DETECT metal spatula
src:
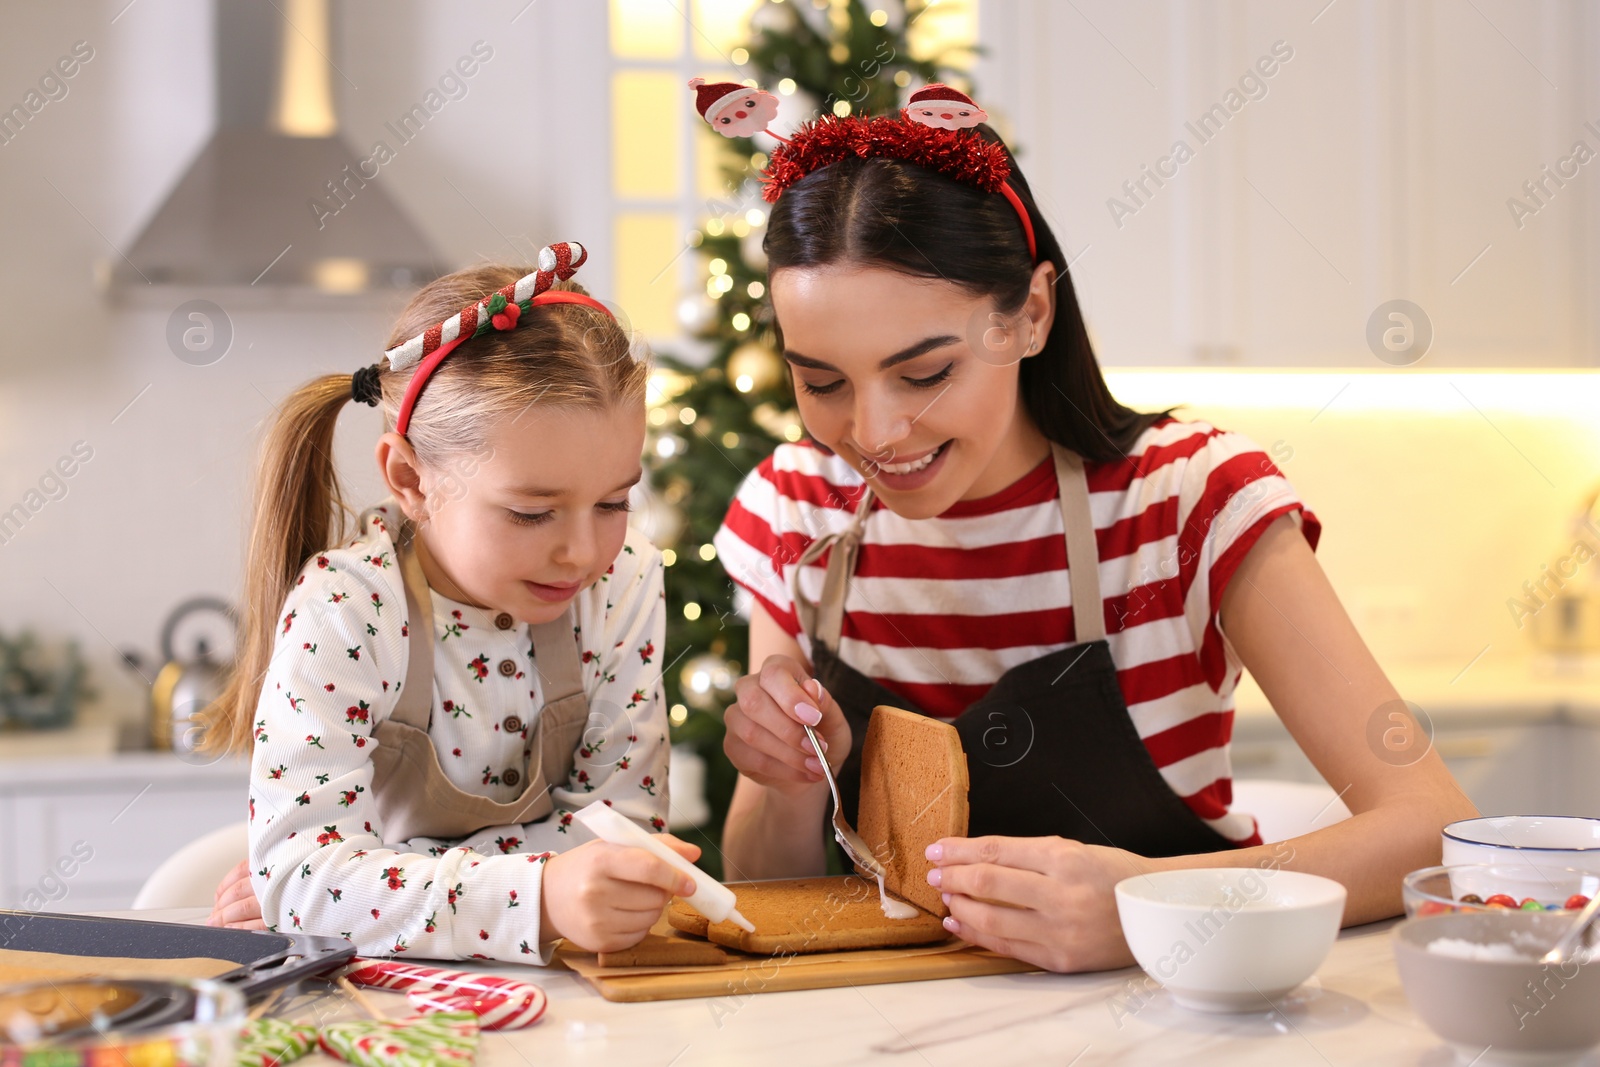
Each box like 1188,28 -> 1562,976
1541,891 -> 1600,965
801,722 -> 889,881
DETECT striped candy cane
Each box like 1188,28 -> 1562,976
382,242 -> 589,373
344,959 -> 549,1030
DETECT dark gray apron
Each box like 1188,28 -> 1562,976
791,443 -> 1241,857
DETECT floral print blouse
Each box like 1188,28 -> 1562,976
247,504 -> 669,964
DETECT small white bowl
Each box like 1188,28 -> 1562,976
1443,816 -> 1600,873
1114,868 -> 1346,1012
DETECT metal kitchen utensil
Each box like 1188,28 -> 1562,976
800,721 -> 888,881
1540,891 -> 1600,965
149,597 -> 236,753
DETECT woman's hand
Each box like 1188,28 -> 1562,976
540,834 -> 701,953
724,655 -> 850,796
926,836 -> 1154,973
207,858 -> 266,930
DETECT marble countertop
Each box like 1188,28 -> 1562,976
94,908 -> 1600,1066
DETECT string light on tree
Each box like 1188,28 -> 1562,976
677,293 -> 718,333
729,342 -> 783,394
679,653 -> 736,711
653,432 -> 686,458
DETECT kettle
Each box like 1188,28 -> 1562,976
149,597 -> 236,754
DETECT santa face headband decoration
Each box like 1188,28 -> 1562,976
688,77 -> 783,139
687,80 -> 1035,262
905,83 -> 989,130
368,241 -> 615,437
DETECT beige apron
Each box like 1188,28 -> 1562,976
368,524 -> 592,843
794,443 -> 1104,651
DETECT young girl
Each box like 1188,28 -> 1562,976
702,85 -> 1478,973
201,245 -> 697,961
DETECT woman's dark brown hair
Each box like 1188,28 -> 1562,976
763,126 -> 1174,463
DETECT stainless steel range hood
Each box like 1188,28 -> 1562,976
109,0 -> 442,305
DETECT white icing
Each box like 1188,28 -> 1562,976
1424,937 -> 1533,962
876,873 -> 919,920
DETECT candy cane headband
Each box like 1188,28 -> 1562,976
687,80 -> 1037,262
370,241 -> 614,437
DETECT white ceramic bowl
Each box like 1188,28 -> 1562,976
1443,816 -> 1600,873
1114,868 -> 1346,1012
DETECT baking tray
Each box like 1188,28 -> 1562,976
0,909 -> 356,1002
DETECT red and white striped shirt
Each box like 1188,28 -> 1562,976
713,417 -> 1321,845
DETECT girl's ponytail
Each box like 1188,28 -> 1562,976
199,374 -> 356,755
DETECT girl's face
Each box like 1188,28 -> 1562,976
394,402 -> 645,624
770,266 -> 1054,520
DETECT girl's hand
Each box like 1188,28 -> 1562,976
540,834 -> 702,953
926,836 -> 1152,973
725,656 -> 850,796
207,858 -> 266,930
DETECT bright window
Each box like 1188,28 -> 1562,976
611,71 -> 684,200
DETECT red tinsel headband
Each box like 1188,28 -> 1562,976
687,79 -> 1037,262
377,242 -> 614,437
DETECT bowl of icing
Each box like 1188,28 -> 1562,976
1394,910 -> 1600,1066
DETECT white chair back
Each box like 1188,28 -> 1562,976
132,821 -> 248,910
1232,779 -> 1351,844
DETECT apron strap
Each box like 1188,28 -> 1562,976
395,523 -> 583,729
794,446 -> 1104,653
1051,444 -> 1105,643
528,615 -> 585,705
790,488 -> 875,655
394,522 -> 436,731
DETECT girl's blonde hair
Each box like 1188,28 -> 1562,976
200,265 -> 648,755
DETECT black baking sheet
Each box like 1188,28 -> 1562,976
0,910 -> 356,1001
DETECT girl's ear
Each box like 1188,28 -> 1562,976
1023,260 -> 1058,356
375,431 -> 430,525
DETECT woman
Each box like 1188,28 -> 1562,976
710,99 -> 1476,973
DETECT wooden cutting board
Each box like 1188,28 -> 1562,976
557,923 -> 1039,1002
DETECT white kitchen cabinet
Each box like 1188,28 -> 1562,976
1432,722 -> 1567,817
979,1 -> 1600,367
1557,721 -> 1600,815
1232,712 -> 1591,817
1229,655 -> 1600,816
0,753 -> 248,912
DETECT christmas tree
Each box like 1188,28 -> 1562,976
642,0 -> 974,876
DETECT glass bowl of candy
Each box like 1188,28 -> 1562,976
0,976 -> 243,1064
1402,863 -> 1600,918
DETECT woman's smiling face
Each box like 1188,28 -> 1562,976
770,265 -> 1054,520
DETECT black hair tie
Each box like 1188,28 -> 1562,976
350,363 -> 383,407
